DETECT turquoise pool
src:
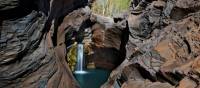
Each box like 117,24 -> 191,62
74,69 -> 110,88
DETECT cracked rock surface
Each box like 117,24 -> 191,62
102,0 -> 200,88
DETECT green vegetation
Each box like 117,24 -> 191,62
67,42 -> 77,71
91,0 -> 131,17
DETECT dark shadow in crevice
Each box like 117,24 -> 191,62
156,71 -> 183,86
119,21 -> 130,65
0,0 -> 41,20
183,39 -> 191,54
157,70 -> 184,86
134,63 -> 157,82
87,47 -> 121,70
170,6 -> 200,21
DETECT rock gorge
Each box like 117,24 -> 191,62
0,0 -> 200,88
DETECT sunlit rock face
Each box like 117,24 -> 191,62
121,80 -> 174,88
102,0 -> 200,88
84,14 -> 129,70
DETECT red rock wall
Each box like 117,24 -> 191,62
102,0 -> 200,88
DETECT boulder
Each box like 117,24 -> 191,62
121,80 -> 174,88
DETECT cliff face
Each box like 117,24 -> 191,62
0,0 -> 126,88
0,0 -> 88,88
102,0 -> 200,88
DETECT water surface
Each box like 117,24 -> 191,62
74,69 -> 110,88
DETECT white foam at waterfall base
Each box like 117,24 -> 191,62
74,70 -> 88,74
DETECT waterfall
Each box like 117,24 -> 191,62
77,43 -> 84,71
75,43 -> 87,74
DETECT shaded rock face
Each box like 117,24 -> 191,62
102,0 -> 200,88
0,0 -> 128,88
0,11 -> 46,65
0,0 -> 19,11
0,0 -> 34,20
0,0 -> 90,88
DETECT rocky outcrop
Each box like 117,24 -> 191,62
0,0 -> 90,88
121,80 -> 174,88
102,0 -> 200,88
1,0 -> 200,88
0,0 -> 128,87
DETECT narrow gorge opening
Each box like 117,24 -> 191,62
65,16 -> 125,88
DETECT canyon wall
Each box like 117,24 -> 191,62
102,0 -> 200,88
1,0 -> 200,88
